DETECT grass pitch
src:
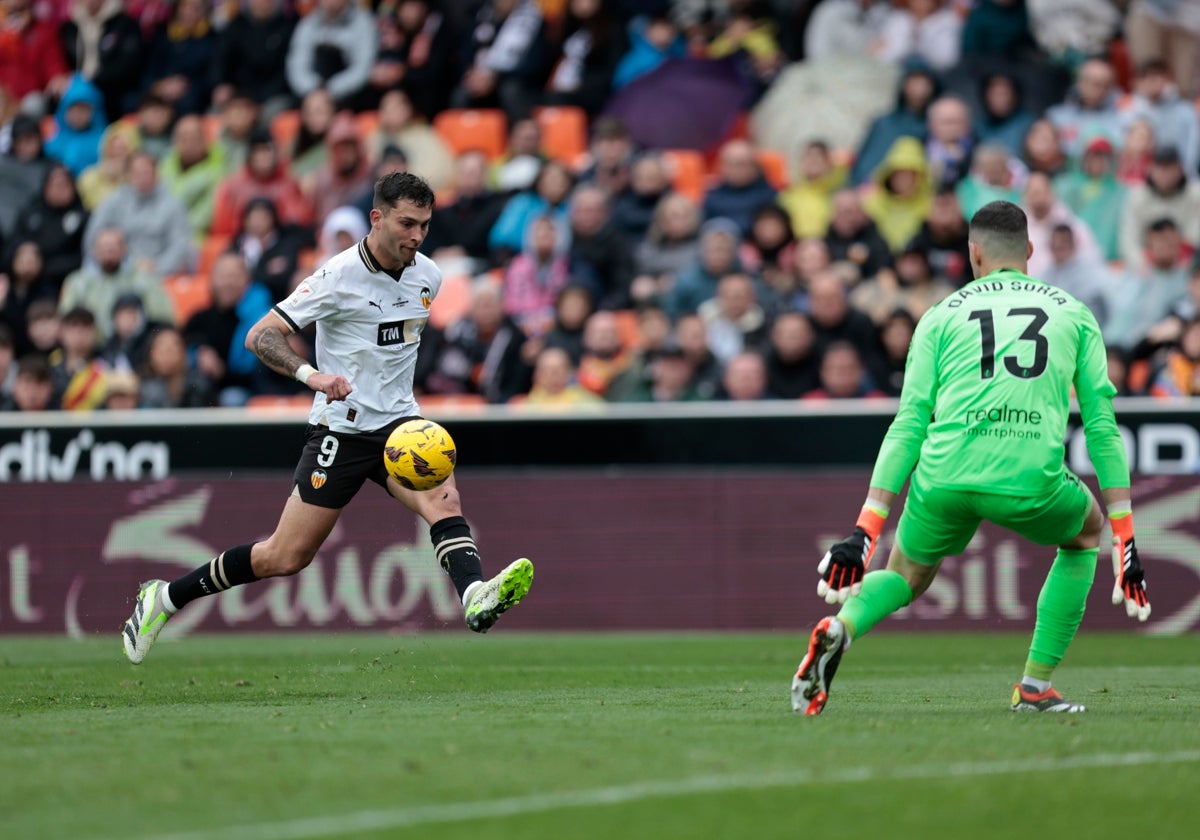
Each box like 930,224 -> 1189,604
2,632 -> 1197,840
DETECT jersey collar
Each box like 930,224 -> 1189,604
357,238 -> 414,281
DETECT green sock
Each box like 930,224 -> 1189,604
1024,547 -> 1099,681
837,570 -> 913,640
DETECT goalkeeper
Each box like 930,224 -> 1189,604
792,200 -> 1151,716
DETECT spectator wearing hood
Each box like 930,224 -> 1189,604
311,112 -> 373,227
1054,135 -> 1125,261
974,71 -> 1037,158
6,163 -> 89,288
1119,145 -> 1200,271
44,74 -> 108,175
59,0 -> 145,119
0,114 -> 55,240
779,140 -> 848,240
315,204 -> 368,267
76,120 -> 138,210
613,13 -> 686,89
85,150 -> 194,275
863,136 -> 934,253
851,59 -> 938,186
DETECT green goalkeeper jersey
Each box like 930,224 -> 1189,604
870,267 -> 1129,496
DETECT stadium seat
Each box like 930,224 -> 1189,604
418,393 -> 487,410
354,110 -> 379,143
432,109 -> 507,161
245,394 -> 314,412
270,109 -> 301,156
428,272 -> 472,330
163,273 -> 212,326
661,149 -> 708,202
203,114 -> 222,144
535,106 -> 588,166
613,309 -> 640,350
756,149 -> 789,190
198,234 -> 233,276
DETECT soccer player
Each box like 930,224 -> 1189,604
122,173 -> 534,663
792,200 -> 1150,716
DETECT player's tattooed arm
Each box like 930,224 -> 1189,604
251,324 -> 305,377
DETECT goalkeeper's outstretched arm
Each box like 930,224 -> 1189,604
816,487 -> 897,604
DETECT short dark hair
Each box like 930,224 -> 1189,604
969,200 -> 1029,261
16,354 -> 51,382
373,172 -> 435,211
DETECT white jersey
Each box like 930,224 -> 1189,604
274,239 -> 442,433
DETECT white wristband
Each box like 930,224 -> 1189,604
294,364 -> 317,386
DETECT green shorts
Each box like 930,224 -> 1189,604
895,470 -> 1095,565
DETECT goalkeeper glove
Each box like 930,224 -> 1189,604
1110,510 -> 1151,622
817,499 -> 887,605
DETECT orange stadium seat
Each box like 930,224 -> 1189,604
429,272 -> 472,330
432,109 -> 508,161
354,110 -> 379,142
270,109 -> 301,155
661,149 -> 708,202
418,393 -> 487,410
245,394 -> 314,412
202,114 -> 222,144
756,149 -> 789,190
163,273 -> 212,326
198,234 -> 232,275
535,105 -> 588,165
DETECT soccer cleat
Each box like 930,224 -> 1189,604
791,616 -> 846,715
464,558 -> 533,633
1011,683 -> 1087,713
122,580 -> 172,664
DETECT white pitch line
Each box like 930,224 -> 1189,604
138,749 -> 1200,840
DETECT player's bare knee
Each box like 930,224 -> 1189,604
422,484 -> 462,521
252,541 -> 317,577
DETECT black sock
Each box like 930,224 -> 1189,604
430,516 -> 484,599
167,543 -> 258,610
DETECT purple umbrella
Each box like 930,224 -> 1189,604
602,57 -> 756,151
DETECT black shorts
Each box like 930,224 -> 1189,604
292,418 -> 421,509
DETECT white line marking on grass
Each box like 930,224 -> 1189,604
139,749 -> 1200,840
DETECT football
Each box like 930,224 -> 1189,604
383,419 -> 457,491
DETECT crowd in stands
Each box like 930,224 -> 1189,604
4,0 -> 1200,413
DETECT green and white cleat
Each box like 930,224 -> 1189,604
465,558 -> 533,633
122,580 -> 171,664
